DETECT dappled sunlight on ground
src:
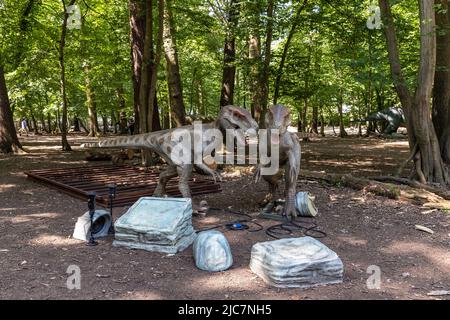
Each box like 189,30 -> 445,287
1,134 -> 449,299
28,233 -> 77,247
0,212 -> 61,224
118,290 -> 163,300
382,241 -> 450,275
0,184 -> 17,192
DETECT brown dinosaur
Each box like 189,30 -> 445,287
82,105 -> 258,199
255,104 -> 301,218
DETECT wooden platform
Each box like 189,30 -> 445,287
25,165 -> 221,208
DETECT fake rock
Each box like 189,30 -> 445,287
113,197 -> 196,254
250,236 -> 343,288
193,230 -> 233,272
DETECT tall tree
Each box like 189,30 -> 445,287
258,0 -> 275,126
379,0 -> 447,184
58,0 -> 76,151
138,0 -> 154,134
163,0 -> 186,127
129,0 -> 146,134
219,0 -> 240,107
83,64 -> 99,137
0,66 -> 23,153
432,0 -> 450,163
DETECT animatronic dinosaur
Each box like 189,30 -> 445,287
255,104 -> 301,218
353,107 -> 406,134
82,105 -> 258,198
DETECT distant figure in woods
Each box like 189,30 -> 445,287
127,115 -> 135,135
19,117 -> 29,136
118,111 -> 128,134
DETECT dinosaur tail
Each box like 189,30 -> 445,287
81,133 -> 154,149
80,142 -> 100,148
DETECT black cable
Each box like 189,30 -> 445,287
266,216 -> 327,239
195,207 -> 264,233
195,206 -> 326,239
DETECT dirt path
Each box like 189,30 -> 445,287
0,134 -> 449,300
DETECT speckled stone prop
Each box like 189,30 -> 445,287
193,230 -> 233,272
113,197 -> 196,254
249,236 -> 343,288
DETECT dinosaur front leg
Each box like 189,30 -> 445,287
153,165 -> 178,197
177,164 -> 193,198
283,146 -> 301,218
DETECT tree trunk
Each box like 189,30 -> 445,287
432,0 -> 450,163
147,0 -> 164,132
249,32 -> 261,120
219,0 -> 239,107
41,113 -> 47,133
58,0 -> 75,151
29,104 -> 38,134
83,64 -> 99,137
73,116 -> 80,132
337,92 -> 347,137
320,107 -> 325,137
0,65 -> 23,153
258,0 -> 275,127
301,98 -> 308,133
129,0 -> 146,134
47,112 -> 52,133
101,114 -> 108,134
311,104 -> 319,134
138,0 -> 153,135
163,0 -> 186,127
152,92 -> 161,131
379,0 -> 447,184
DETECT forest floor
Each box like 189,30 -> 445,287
0,131 -> 449,300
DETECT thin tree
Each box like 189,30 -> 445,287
163,0 -> 186,127
219,0 -> 240,107
58,0 -> 76,151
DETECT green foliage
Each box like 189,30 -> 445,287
0,0 -> 423,131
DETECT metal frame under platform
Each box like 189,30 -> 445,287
25,165 -> 221,208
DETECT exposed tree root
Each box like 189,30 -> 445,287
299,170 -> 400,199
300,170 -> 450,210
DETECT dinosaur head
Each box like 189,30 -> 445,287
265,104 -> 291,144
218,105 -> 258,145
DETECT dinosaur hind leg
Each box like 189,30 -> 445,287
284,163 -> 298,218
153,165 -> 178,197
177,164 -> 193,198
261,173 -> 280,206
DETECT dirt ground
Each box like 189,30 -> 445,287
0,132 -> 449,300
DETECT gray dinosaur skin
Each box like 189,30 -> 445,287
82,105 -> 258,199
255,105 -> 301,218
354,107 -> 405,134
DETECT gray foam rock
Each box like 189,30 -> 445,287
193,230 -> 233,272
113,197 -> 196,253
250,236 -> 343,288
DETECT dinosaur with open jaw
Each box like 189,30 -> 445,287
255,104 -> 301,218
82,105 -> 258,199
